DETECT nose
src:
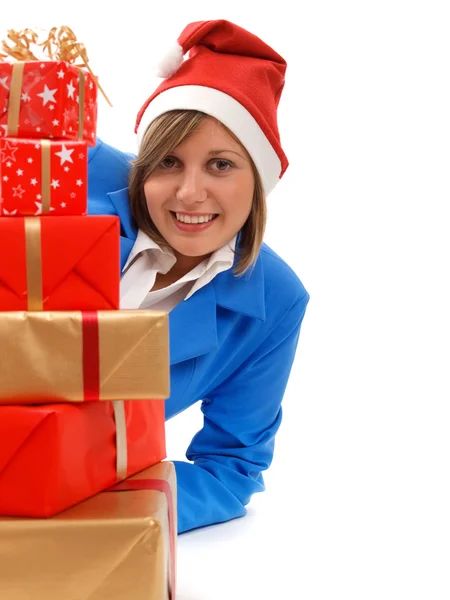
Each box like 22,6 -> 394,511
175,167 -> 207,206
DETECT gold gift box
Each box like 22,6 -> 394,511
0,461 -> 177,600
0,310 -> 170,403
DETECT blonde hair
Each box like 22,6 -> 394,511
128,110 -> 267,276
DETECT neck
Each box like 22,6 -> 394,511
171,250 -> 211,278
151,250 -> 211,292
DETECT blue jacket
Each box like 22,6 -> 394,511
88,139 -> 310,533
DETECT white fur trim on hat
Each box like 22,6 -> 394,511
155,41 -> 184,78
136,85 -> 282,195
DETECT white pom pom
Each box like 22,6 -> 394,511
155,42 -> 184,78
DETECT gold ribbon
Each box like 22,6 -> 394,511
7,62 -> 24,136
77,69 -> 85,141
24,217 -> 43,311
112,400 -> 128,481
40,140 -> 51,213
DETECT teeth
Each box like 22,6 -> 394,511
175,213 -> 216,224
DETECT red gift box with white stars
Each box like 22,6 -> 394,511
0,60 -> 97,146
0,137 -> 87,216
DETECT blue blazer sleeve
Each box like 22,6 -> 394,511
87,139 -> 134,210
173,292 -> 309,533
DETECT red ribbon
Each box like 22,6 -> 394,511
82,311 -> 100,401
109,478 -> 176,599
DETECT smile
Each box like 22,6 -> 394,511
174,212 -> 218,224
170,211 -> 219,232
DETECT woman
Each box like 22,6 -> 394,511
88,19 -> 310,534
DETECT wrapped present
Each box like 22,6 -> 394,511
0,60 -> 97,145
0,137 -> 88,216
0,215 -> 120,310
0,463 -> 176,599
0,400 -> 167,518
0,310 -> 170,403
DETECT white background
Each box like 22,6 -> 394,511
5,2 -> 450,598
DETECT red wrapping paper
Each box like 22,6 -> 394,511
0,215 -> 120,310
0,137 -> 87,215
0,399 -> 166,517
0,60 -> 97,145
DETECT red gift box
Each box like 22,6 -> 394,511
0,215 -> 120,310
0,138 -> 87,216
0,60 -> 97,145
0,399 -> 166,517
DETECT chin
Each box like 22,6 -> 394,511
171,241 -> 217,258
175,246 -> 213,258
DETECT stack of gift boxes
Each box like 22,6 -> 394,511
0,57 -> 176,599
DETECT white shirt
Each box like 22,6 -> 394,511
120,230 -> 237,312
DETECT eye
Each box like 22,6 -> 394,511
159,156 -> 178,169
210,159 -> 233,172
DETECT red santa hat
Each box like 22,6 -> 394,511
135,19 -> 288,195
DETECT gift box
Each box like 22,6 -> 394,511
0,462 -> 176,600
0,310 -> 170,403
0,60 -> 97,145
0,215 -> 120,310
0,137 -> 88,216
0,400 -> 167,518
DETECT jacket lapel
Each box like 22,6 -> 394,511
168,282 -> 219,365
169,253 -> 266,365
212,253 -> 266,321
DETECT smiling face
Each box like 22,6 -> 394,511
143,116 -> 255,271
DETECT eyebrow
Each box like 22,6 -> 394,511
208,149 -> 249,161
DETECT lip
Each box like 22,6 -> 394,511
174,212 -> 217,216
170,211 -> 218,232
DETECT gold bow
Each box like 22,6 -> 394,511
0,26 -> 112,106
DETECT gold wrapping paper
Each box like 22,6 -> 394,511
23,153 -> 56,309
6,62 -> 24,136
0,461 -> 177,600
24,217 -> 43,310
78,69 -> 85,140
40,140 -> 51,213
0,310 -> 170,403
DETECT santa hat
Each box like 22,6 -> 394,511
135,19 -> 288,195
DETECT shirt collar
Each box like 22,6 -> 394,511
122,229 -> 237,279
187,235 -> 236,299
122,229 -> 172,272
